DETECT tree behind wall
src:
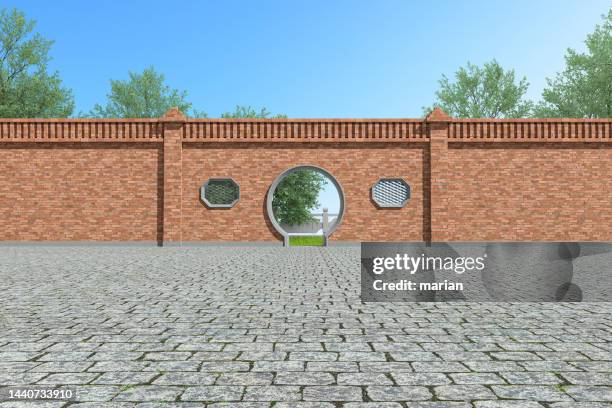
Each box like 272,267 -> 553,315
424,59 -> 533,118
87,66 -> 207,118
221,105 -> 287,118
0,8 -> 74,117
272,170 -> 328,226
534,10 -> 612,118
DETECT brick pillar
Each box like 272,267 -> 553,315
160,107 -> 186,245
426,107 -> 451,242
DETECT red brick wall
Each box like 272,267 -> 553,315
181,143 -> 426,242
0,143 -> 161,241
446,143 -> 612,241
0,112 -> 610,243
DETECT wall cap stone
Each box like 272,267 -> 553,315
425,107 -> 452,122
160,107 -> 187,123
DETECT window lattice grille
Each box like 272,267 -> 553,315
372,179 -> 410,208
202,179 -> 239,208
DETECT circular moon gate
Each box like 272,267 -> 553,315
266,165 -> 345,247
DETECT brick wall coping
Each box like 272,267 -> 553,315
0,117 -> 609,123
451,118 -> 612,123
0,118 -> 160,123
0,107 -> 609,142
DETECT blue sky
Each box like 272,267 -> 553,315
5,0 -> 609,118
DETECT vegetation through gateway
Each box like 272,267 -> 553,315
272,169 -> 329,227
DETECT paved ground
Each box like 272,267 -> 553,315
0,246 -> 611,408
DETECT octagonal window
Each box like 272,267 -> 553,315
201,178 -> 239,208
372,178 -> 410,208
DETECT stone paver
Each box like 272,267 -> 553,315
367,386 -> 432,401
434,385 -> 495,400
392,372 -> 452,385
152,372 -> 217,386
345,404 -> 403,408
216,373 -> 273,386
113,386 -> 183,402
449,372 -> 505,385
303,386 -> 362,401
0,246 -> 610,405
180,386 -> 244,401
491,385 -> 573,401
243,386 -> 301,401
275,372 -> 335,385
337,373 -> 393,386
94,372 -> 158,385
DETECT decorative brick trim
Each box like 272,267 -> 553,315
0,112 -> 609,144
0,121 -> 162,142
183,120 -> 429,142
449,120 -> 612,142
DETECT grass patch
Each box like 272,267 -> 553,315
289,235 -> 325,246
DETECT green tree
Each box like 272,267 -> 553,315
88,66 -> 207,118
534,10 -> 611,118
272,170 -> 328,226
0,8 -> 74,117
221,105 -> 287,118
424,60 -> 533,118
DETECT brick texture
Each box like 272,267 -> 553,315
446,142 -> 612,241
181,142 -> 426,242
0,109 -> 610,243
0,143 -> 161,241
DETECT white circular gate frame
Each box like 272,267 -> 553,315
266,165 -> 345,247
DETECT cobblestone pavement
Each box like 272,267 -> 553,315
0,246 -> 611,408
